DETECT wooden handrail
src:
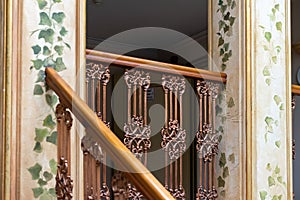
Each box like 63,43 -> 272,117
45,67 -> 174,200
86,49 -> 227,83
292,84 -> 300,96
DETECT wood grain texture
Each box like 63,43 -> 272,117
86,49 -> 227,83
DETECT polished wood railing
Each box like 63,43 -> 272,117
45,67 -> 175,200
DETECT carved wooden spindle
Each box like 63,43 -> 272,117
55,103 -> 73,199
161,75 -> 186,199
84,62 -> 111,199
196,80 -> 219,200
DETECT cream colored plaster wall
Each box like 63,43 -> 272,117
20,0 -> 77,199
211,0 -> 246,199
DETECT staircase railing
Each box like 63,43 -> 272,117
47,49 -> 227,199
46,67 -> 175,200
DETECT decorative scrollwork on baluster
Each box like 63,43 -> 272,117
127,183 -> 143,200
124,70 -> 150,89
161,120 -> 186,160
196,186 -> 218,200
196,124 -> 219,162
162,75 -> 186,94
112,171 -> 129,199
292,95 -> 296,110
86,62 -> 110,82
56,157 -> 73,200
81,135 -> 104,162
100,184 -> 110,200
124,116 -> 151,159
293,139 -> 296,160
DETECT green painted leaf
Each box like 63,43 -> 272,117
43,171 -> 53,182
279,104 -> 284,110
266,78 -> 271,86
40,192 -> 52,200
265,116 -> 274,126
33,142 -> 42,153
220,48 -> 225,56
229,153 -> 235,163
34,84 -> 44,95
54,45 -> 64,56
220,190 -> 225,197
275,4 -> 280,11
53,0 -> 62,2
54,57 -> 66,72
35,128 -> 49,142
220,5 -> 227,14
38,178 -> 47,186
46,131 -> 57,145
48,188 -> 56,197
49,159 -> 57,174
275,165 -> 280,174
45,94 -> 58,107
43,46 -> 51,56
59,26 -> 68,36
229,16 -> 236,26
272,56 -> 277,64
52,12 -> 66,24
32,59 -> 43,70
36,70 -> 45,83
64,42 -> 71,49
277,176 -> 283,183
223,24 -> 230,33
227,97 -> 235,108
273,95 -> 282,105
43,115 -> 56,129
224,12 -> 230,20
275,141 -> 281,148
219,153 -> 227,168
259,191 -> 268,200
32,45 -> 41,54
221,64 -> 226,71
38,29 -> 55,44
37,0 -> 47,9
39,12 -> 52,26
217,176 -> 225,187
28,163 -> 42,180
224,43 -> 230,51
231,0 -> 236,9
218,37 -> 224,47
32,187 -> 44,198
223,166 -> 229,178
263,67 -> 270,76
272,195 -> 282,200
268,176 -> 275,187
276,22 -> 282,32
266,163 -> 272,171
265,32 -> 272,42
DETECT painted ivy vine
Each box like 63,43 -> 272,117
215,0 -> 237,198
216,0 -> 236,71
27,0 -> 70,199
259,163 -> 286,200
259,2 -> 286,199
259,3 -> 283,86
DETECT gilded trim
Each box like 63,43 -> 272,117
246,0 -> 254,199
284,0 -> 293,199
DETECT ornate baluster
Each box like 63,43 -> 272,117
161,75 -> 186,199
55,103 -> 73,199
196,80 -> 219,200
112,70 -> 151,199
84,62 -> 111,199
